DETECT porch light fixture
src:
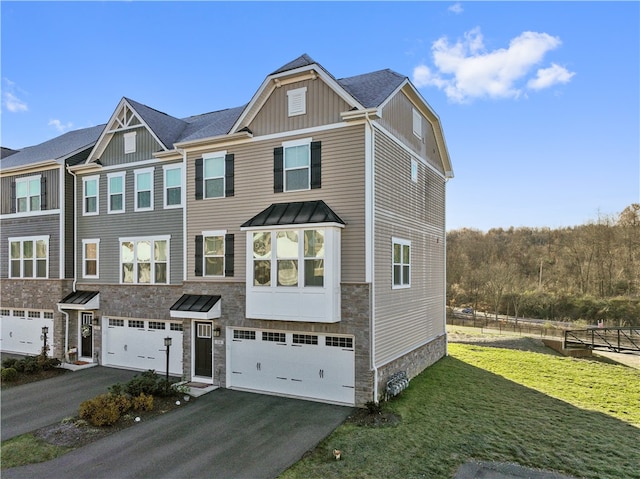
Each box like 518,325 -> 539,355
213,327 -> 221,337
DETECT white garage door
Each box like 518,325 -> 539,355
0,311 -> 54,356
228,329 -> 355,405
103,318 -> 183,375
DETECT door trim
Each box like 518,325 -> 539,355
191,320 -> 214,384
79,311 -> 94,362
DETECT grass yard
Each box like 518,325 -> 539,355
1,434 -> 72,469
281,335 -> 640,479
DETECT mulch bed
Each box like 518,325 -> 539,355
33,395 -> 195,448
1,368 -> 68,389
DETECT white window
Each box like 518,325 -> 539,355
124,131 -> 137,154
203,153 -> 225,199
411,159 -> 418,183
203,231 -> 225,277
252,228 -> 324,288
120,236 -> 169,284
287,87 -> 307,117
283,138 -> 311,191
412,108 -> 422,139
134,168 -> 154,211
9,236 -> 49,279
163,165 -> 182,208
82,239 -> 100,278
107,172 -> 125,213
83,176 -> 99,215
392,238 -> 411,288
15,176 -> 41,213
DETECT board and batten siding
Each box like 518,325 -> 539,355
185,125 -> 367,284
379,91 -> 444,175
247,79 -> 353,136
99,129 -> 163,166
75,160 -> 183,286
373,131 -> 446,367
0,215 -> 61,280
1,168 -> 60,214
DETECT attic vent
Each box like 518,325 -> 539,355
287,87 -> 307,117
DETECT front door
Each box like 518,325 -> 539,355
194,322 -> 213,378
80,312 -> 93,358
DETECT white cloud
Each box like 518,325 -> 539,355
448,3 -> 463,14
48,119 -> 73,132
3,92 -> 28,112
412,28 -> 575,102
527,63 -> 576,90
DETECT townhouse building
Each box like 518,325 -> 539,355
1,55 -> 453,406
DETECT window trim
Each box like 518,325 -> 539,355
119,235 -> 170,284
8,235 -> 49,279
134,167 -> 154,212
202,151 -> 226,200
392,237 -> 411,289
15,175 -> 42,213
107,172 -> 126,214
82,239 -> 100,279
283,138 -> 311,192
82,175 -> 99,216
163,164 -> 183,209
202,230 -> 226,277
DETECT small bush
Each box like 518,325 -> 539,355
79,393 -> 132,426
38,356 -> 61,371
2,358 -> 18,369
21,356 -> 40,374
132,393 -> 154,412
125,370 -> 163,397
1,367 -> 18,382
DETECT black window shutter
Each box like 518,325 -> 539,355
195,235 -> 203,277
40,176 -> 47,210
225,154 -> 234,197
310,141 -> 321,189
273,147 -> 284,193
224,234 -> 234,277
10,180 -> 16,213
195,158 -> 203,200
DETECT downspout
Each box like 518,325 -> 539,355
364,112 -> 378,402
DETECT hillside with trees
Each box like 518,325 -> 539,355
446,204 -> 640,327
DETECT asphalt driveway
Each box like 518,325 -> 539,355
1,366 -> 138,441
2,367 -> 352,479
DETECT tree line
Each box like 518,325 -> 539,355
446,204 -> 640,327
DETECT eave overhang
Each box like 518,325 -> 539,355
170,294 -> 221,320
58,291 -> 100,311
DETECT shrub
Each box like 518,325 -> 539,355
132,393 -> 154,412
125,370 -> 163,397
1,367 -> 18,382
21,356 -> 40,374
79,393 -> 132,427
2,358 -> 18,369
38,356 -> 61,370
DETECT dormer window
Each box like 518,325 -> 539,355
124,131 -> 137,154
287,87 -> 307,117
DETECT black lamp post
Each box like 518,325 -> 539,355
41,326 -> 49,357
164,336 -> 172,392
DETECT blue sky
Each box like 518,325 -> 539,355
2,1 -> 638,231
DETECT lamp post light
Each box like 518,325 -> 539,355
164,336 -> 172,392
41,326 -> 49,358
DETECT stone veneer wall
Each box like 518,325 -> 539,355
181,281 -> 373,405
0,279 -> 73,359
376,333 -> 447,402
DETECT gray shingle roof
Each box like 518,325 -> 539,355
0,124 -> 105,170
241,200 -> 346,228
125,98 -> 188,150
177,106 -> 245,143
338,69 -> 406,108
271,54 -> 317,75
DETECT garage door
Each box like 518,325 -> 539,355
103,318 -> 183,375
228,329 -> 355,405
0,310 -> 54,356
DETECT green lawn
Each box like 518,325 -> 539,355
281,339 -> 640,479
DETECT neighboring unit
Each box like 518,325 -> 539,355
0,55 -> 453,406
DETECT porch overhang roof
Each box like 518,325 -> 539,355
58,291 -> 100,310
170,294 -> 221,320
240,200 -> 345,230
